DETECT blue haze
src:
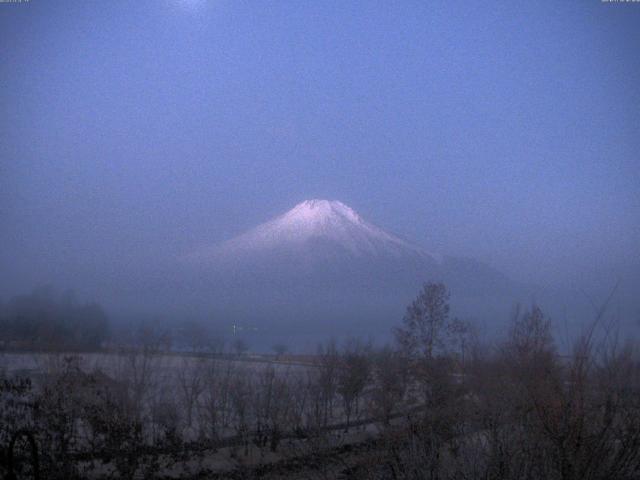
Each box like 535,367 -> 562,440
1,1 -> 639,327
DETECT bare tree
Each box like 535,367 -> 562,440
369,346 -> 408,425
253,365 -> 293,452
337,338 -> 371,430
117,342 -> 161,421
395,282 -> 451,360
229,366 -> 253,457
446,317 -> 475,377
200,357 -> 235,447
314,339 -> 340,427
176,356 -> 206,433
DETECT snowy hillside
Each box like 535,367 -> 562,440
188,199 -> 438,263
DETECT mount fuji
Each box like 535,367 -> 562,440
188,199 -> 437,265
179,200 -> 519,333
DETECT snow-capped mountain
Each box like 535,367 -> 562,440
184,199 -> 514,301
188,199 -> 437,264
167,199 -> 523,338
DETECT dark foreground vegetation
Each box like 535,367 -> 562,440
1,283 -> 639,479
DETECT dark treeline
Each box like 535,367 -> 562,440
0,286 -> 109,351
1,283 -> 639,479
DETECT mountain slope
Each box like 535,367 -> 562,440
188,199 -> 437,264
179,200 -> 518,329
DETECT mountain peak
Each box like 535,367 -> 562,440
188,199 -> 436,262
284,199 -> 362,225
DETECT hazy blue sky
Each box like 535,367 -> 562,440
1,0 -> 639,301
